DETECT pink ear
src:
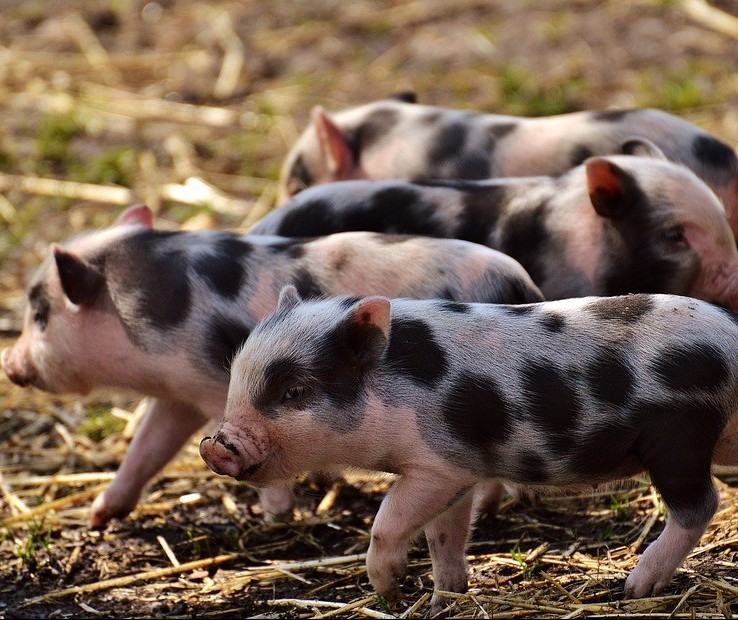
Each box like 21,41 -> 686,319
585,158 -> 627,219
350,296 -> 391,341
344,296 -> 391,368
115,204 -> 154,228
312,106 -> 356,181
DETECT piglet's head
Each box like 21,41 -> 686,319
200,286 -> 391,484
277,106 -> 361,204
585,150 -> 738,310
1,204 -> 154,393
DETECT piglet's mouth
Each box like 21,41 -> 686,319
236,462 -> 262,481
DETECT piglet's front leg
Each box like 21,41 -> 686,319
366,473 -> 474,604
425,487 -> 475,616
90,398 -> 207,528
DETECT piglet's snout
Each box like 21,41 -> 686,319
199,430 -> 267,480
1,346 -> 37,388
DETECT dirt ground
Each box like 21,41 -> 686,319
2,1 -> 738,618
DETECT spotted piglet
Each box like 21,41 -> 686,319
255,147 -> 738,310
1,204 -> 541,527
201,287 -> 738,613
278,98 -> 738,236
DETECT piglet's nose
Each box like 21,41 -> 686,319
200,434 -> 249,479
1,347 -> 36,387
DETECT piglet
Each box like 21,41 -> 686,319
255,145 -> 738,310
2,205 -> 541,527
201,287 -> 738,613
278,98 -> 738,237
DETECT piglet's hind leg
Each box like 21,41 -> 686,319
625,446 -> 718,598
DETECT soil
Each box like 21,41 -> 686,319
2,1 -> 738,618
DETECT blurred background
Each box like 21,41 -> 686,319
1,2 -> 738,616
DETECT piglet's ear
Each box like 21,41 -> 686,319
52,245 -> 104,306
115,204 -> 154,228
621,137 -> 668,161
343,296 -> 391,369
312,105 -> 355,180
585,158 -> 637,219
390,91 -> 418,103
277,285 -> 301,312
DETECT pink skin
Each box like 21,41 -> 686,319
424,489 -> 475,615
624,517 -> 712,598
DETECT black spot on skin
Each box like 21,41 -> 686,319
350,108 -> 402,158
521,360 -> 581,452
270,198 -> 341,237
254,357 -> 313,416
569,144 -> 593,168
516,451 -> 547,483
569,418 -> 639,478
586,295 -> 654,322
436,300 -> 471,313
590,109 -> 634,123
429,122 -> 469,166
489,122 -> 519,139
192,236 -> 251,300
454,184 -> 508,244
692,135 -> 737,174
441,371 -> 511,448
651,342 -> 730,393
633,399 -> 723,528
204,316 -> 251,376
427,119 -> 494,179
257,184 -> 452,239
497,203 -> 549,286
28,281 -> 51,329
385,318 -> 448,386
489,274 -> 544,305
292,268 -> 323,299
539,312 -> 565,333
585,347 -> 633,407
105,230 -> 191,334
364,186 -> 450,236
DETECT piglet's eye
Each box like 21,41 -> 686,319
662,226 -> 686,245
283,385 -> 306,402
